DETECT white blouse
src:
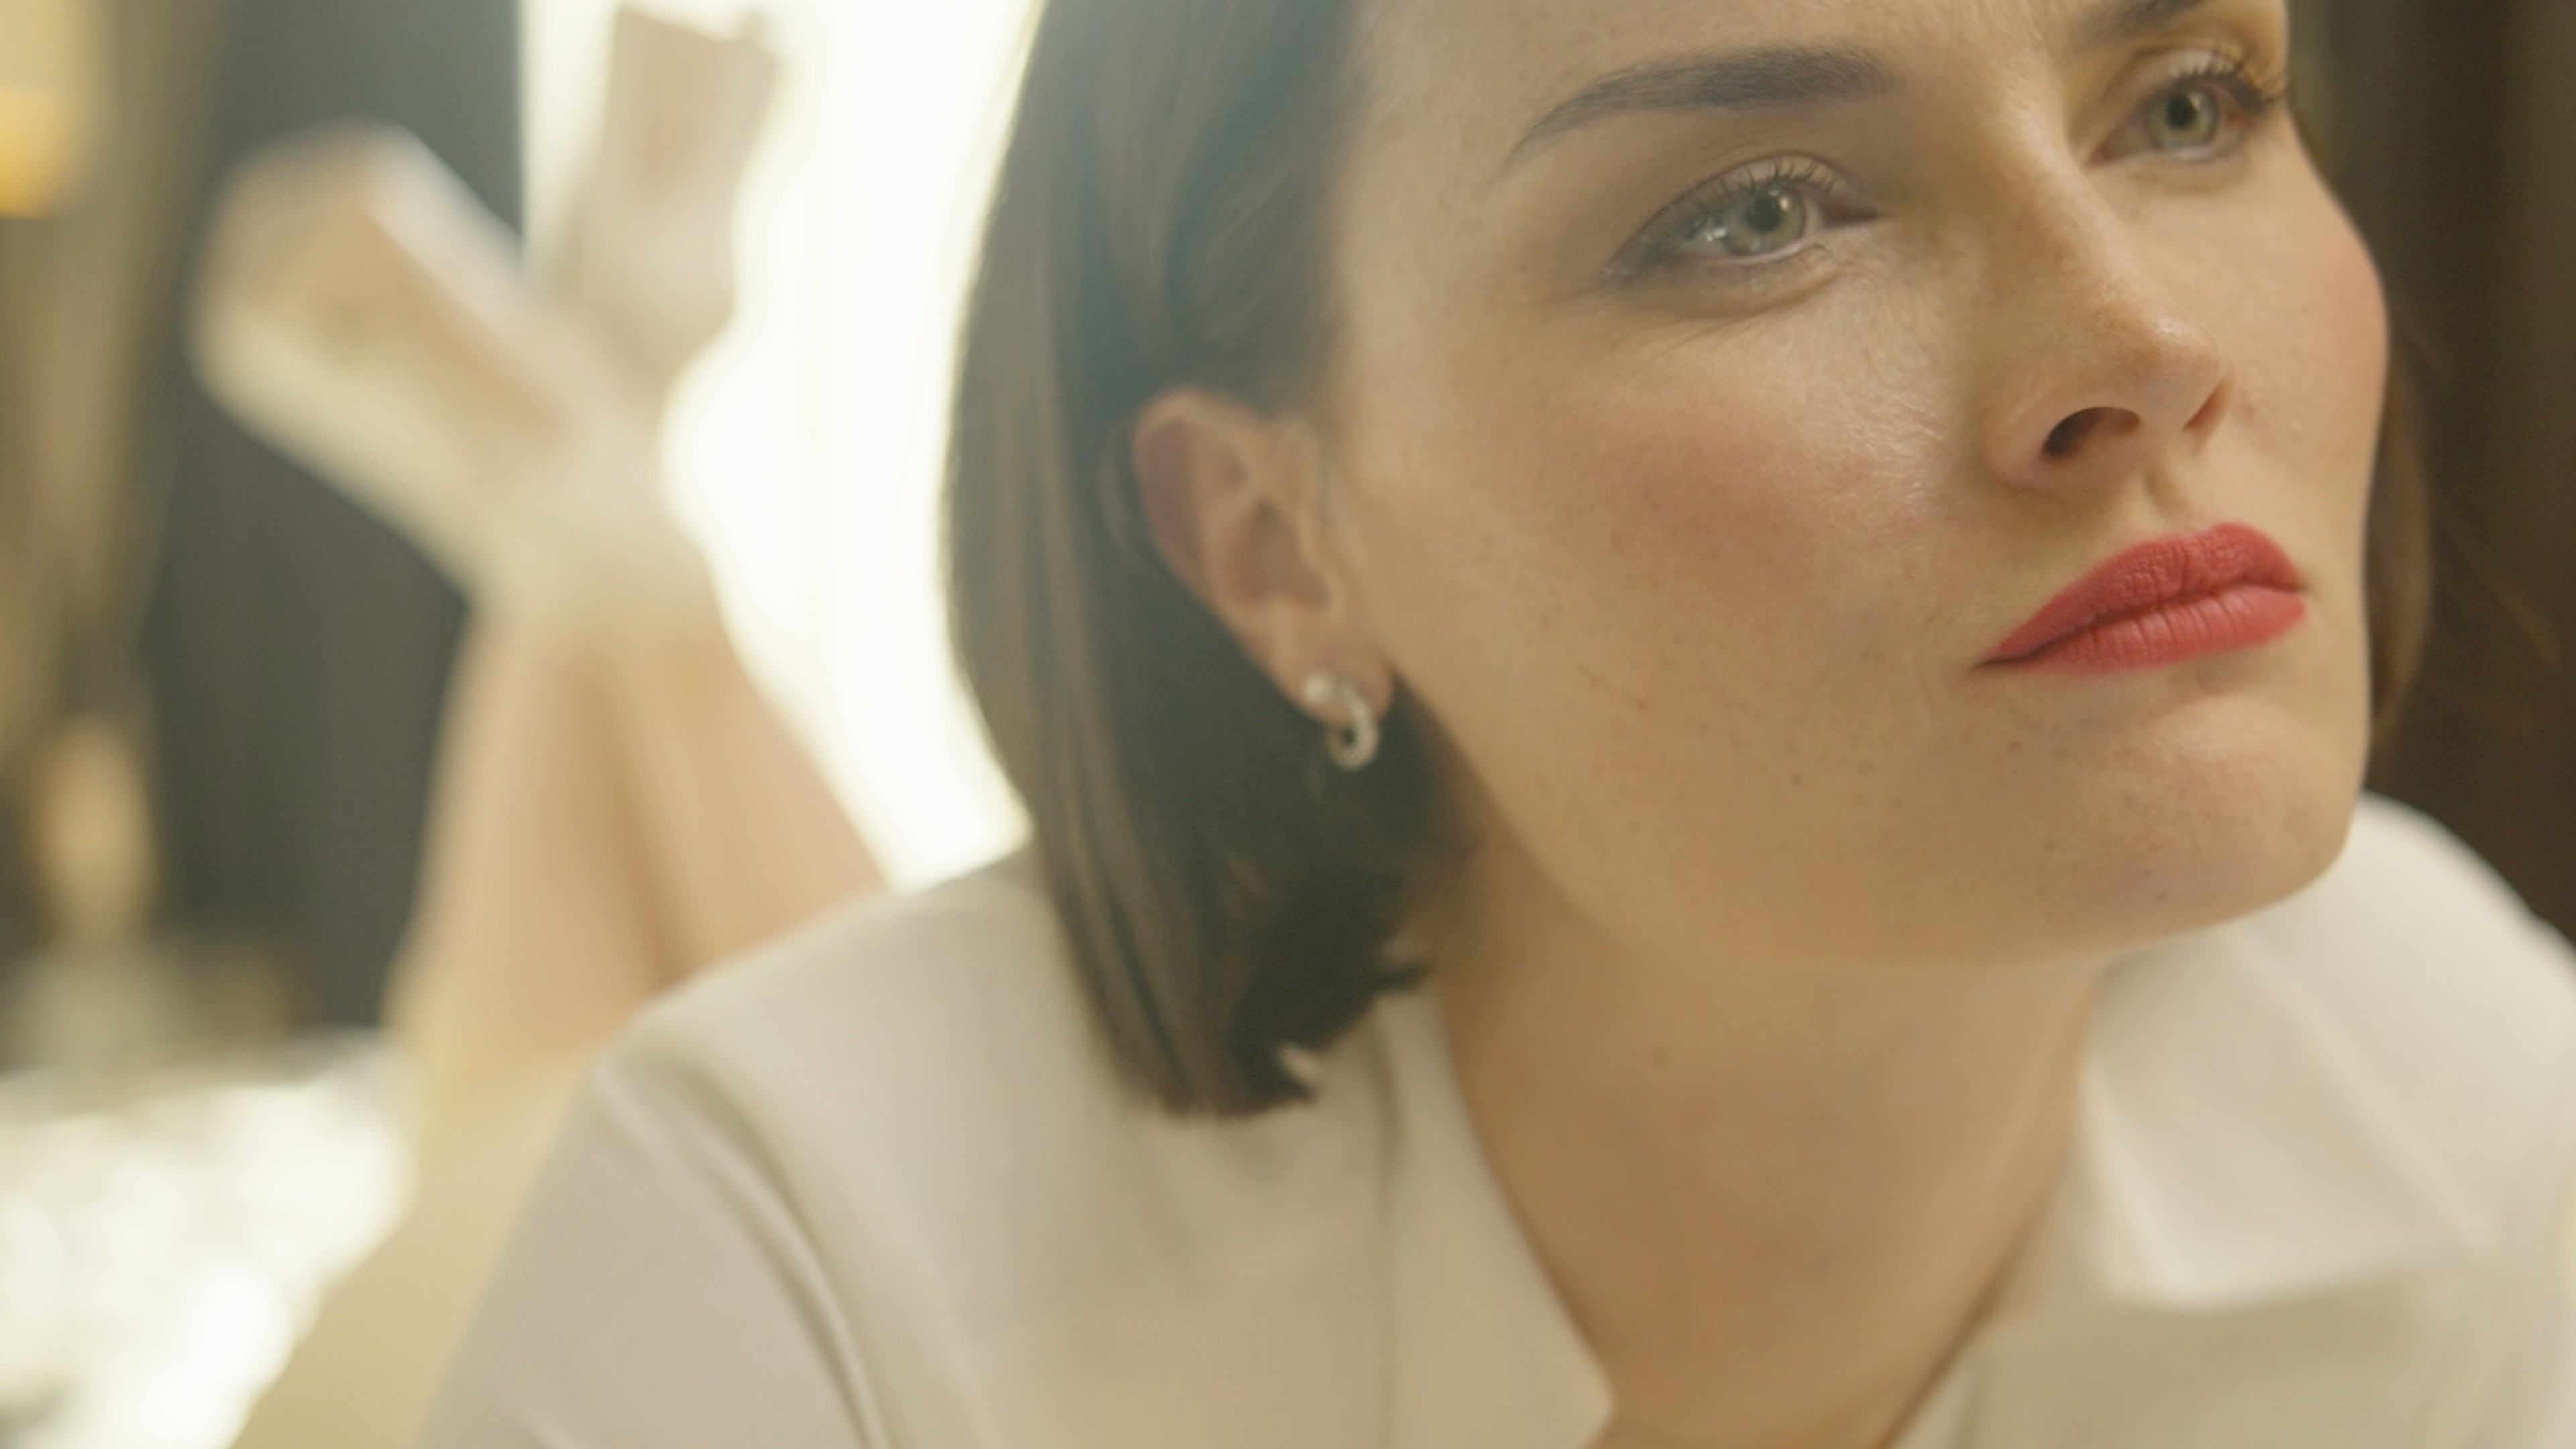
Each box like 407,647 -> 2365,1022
418,796 -> 2576,1448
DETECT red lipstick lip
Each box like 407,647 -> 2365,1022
1983,522 -> 2306,671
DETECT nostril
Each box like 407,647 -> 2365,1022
2044,407 -> 2135,459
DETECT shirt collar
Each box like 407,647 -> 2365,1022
1998,920 -> 2493,1320
1375,986 -> 1616,1449
1367,912 -> 2495,1449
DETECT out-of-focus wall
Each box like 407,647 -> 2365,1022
2336,0 -> 2576,936
142,0 -> 519,1028
0,0 -> 220,973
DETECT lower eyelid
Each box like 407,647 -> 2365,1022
2129,104 -> 2275,166
1633,187 -> 1850,272
1643,235 -> 1837,291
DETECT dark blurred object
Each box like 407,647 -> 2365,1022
2327,0 -> 2576,936
0,0 -> 225,972
142,0 -> 519,1028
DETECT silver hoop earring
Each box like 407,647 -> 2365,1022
1301,670 -> 1381,773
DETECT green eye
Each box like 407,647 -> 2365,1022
1690,184 -> 1813,258
1612,156 -> 1846,280
2145,80 -> 2229,151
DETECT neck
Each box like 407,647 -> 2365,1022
1421,835 -> 2102,1449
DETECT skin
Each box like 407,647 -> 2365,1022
1138,0 -> 2389,1444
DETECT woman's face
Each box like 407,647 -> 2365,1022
1316,0 -> 2385,973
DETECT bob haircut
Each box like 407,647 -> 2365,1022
946,0 -> 2433,1117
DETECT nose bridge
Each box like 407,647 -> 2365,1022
2002,157 -> 2192,365
1973,140 -> 2231,488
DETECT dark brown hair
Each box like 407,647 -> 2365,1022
947,0 -> 2434,1117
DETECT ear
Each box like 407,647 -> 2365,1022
1133,388 -> 1389,715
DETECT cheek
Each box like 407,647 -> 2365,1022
1363,327 -> 1947,743
2206,176 -> 2387,747
2226,187 -> 2389,543
1338,294 -> 1971,888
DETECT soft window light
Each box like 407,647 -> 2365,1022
523,0 -> 1038,888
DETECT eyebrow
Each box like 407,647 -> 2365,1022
2072,0 -> 2214,53
1506,46 -> 1899,169
1502,0 -> 2217,172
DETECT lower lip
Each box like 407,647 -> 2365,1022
1990,584 -> 2308,676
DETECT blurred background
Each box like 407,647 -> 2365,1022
0,0 -> 2567,1446
139,0 -> 1033,1038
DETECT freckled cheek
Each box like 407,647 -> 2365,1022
2299,227 -> 2388,463
1387,363 -> 1929,683
2228,204 -> 2389,534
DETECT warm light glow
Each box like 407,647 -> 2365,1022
525,0 -> 1038,888
0,1042 -> 413,1449
0,0 -> 101,216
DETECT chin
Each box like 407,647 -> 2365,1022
2050,687 -> 2368,953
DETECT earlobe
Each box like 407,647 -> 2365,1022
1131,391 -> 1400,739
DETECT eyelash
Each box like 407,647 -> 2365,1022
1610,50 -> 2294,283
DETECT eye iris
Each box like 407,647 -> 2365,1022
1706,185 -> 1808,257
2150,83 -> 2226,150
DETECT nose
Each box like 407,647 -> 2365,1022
1980,189 -> 2232,494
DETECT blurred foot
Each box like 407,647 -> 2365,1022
549,8 -> 779,405
189,123 -> 707,629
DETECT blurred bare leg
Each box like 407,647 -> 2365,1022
232,585 -> 877,1449
227,1050 -> 589,1449
195,19 -> 871,1442
591,592 -> 881,981
391,559 -> 876,1158
390,619 -> 671,1159
227,615 -> 657,1449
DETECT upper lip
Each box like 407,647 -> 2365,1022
1983,522 -> 2303,665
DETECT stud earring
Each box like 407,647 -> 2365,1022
1301,670 -> 1381,773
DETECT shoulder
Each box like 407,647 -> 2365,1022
573,852 -> 1391,1433
612,849 -> 1102,1121
2221,793 -> 2576,1219
592,849 -> 1166,1224
430,857 -> 1392,1447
